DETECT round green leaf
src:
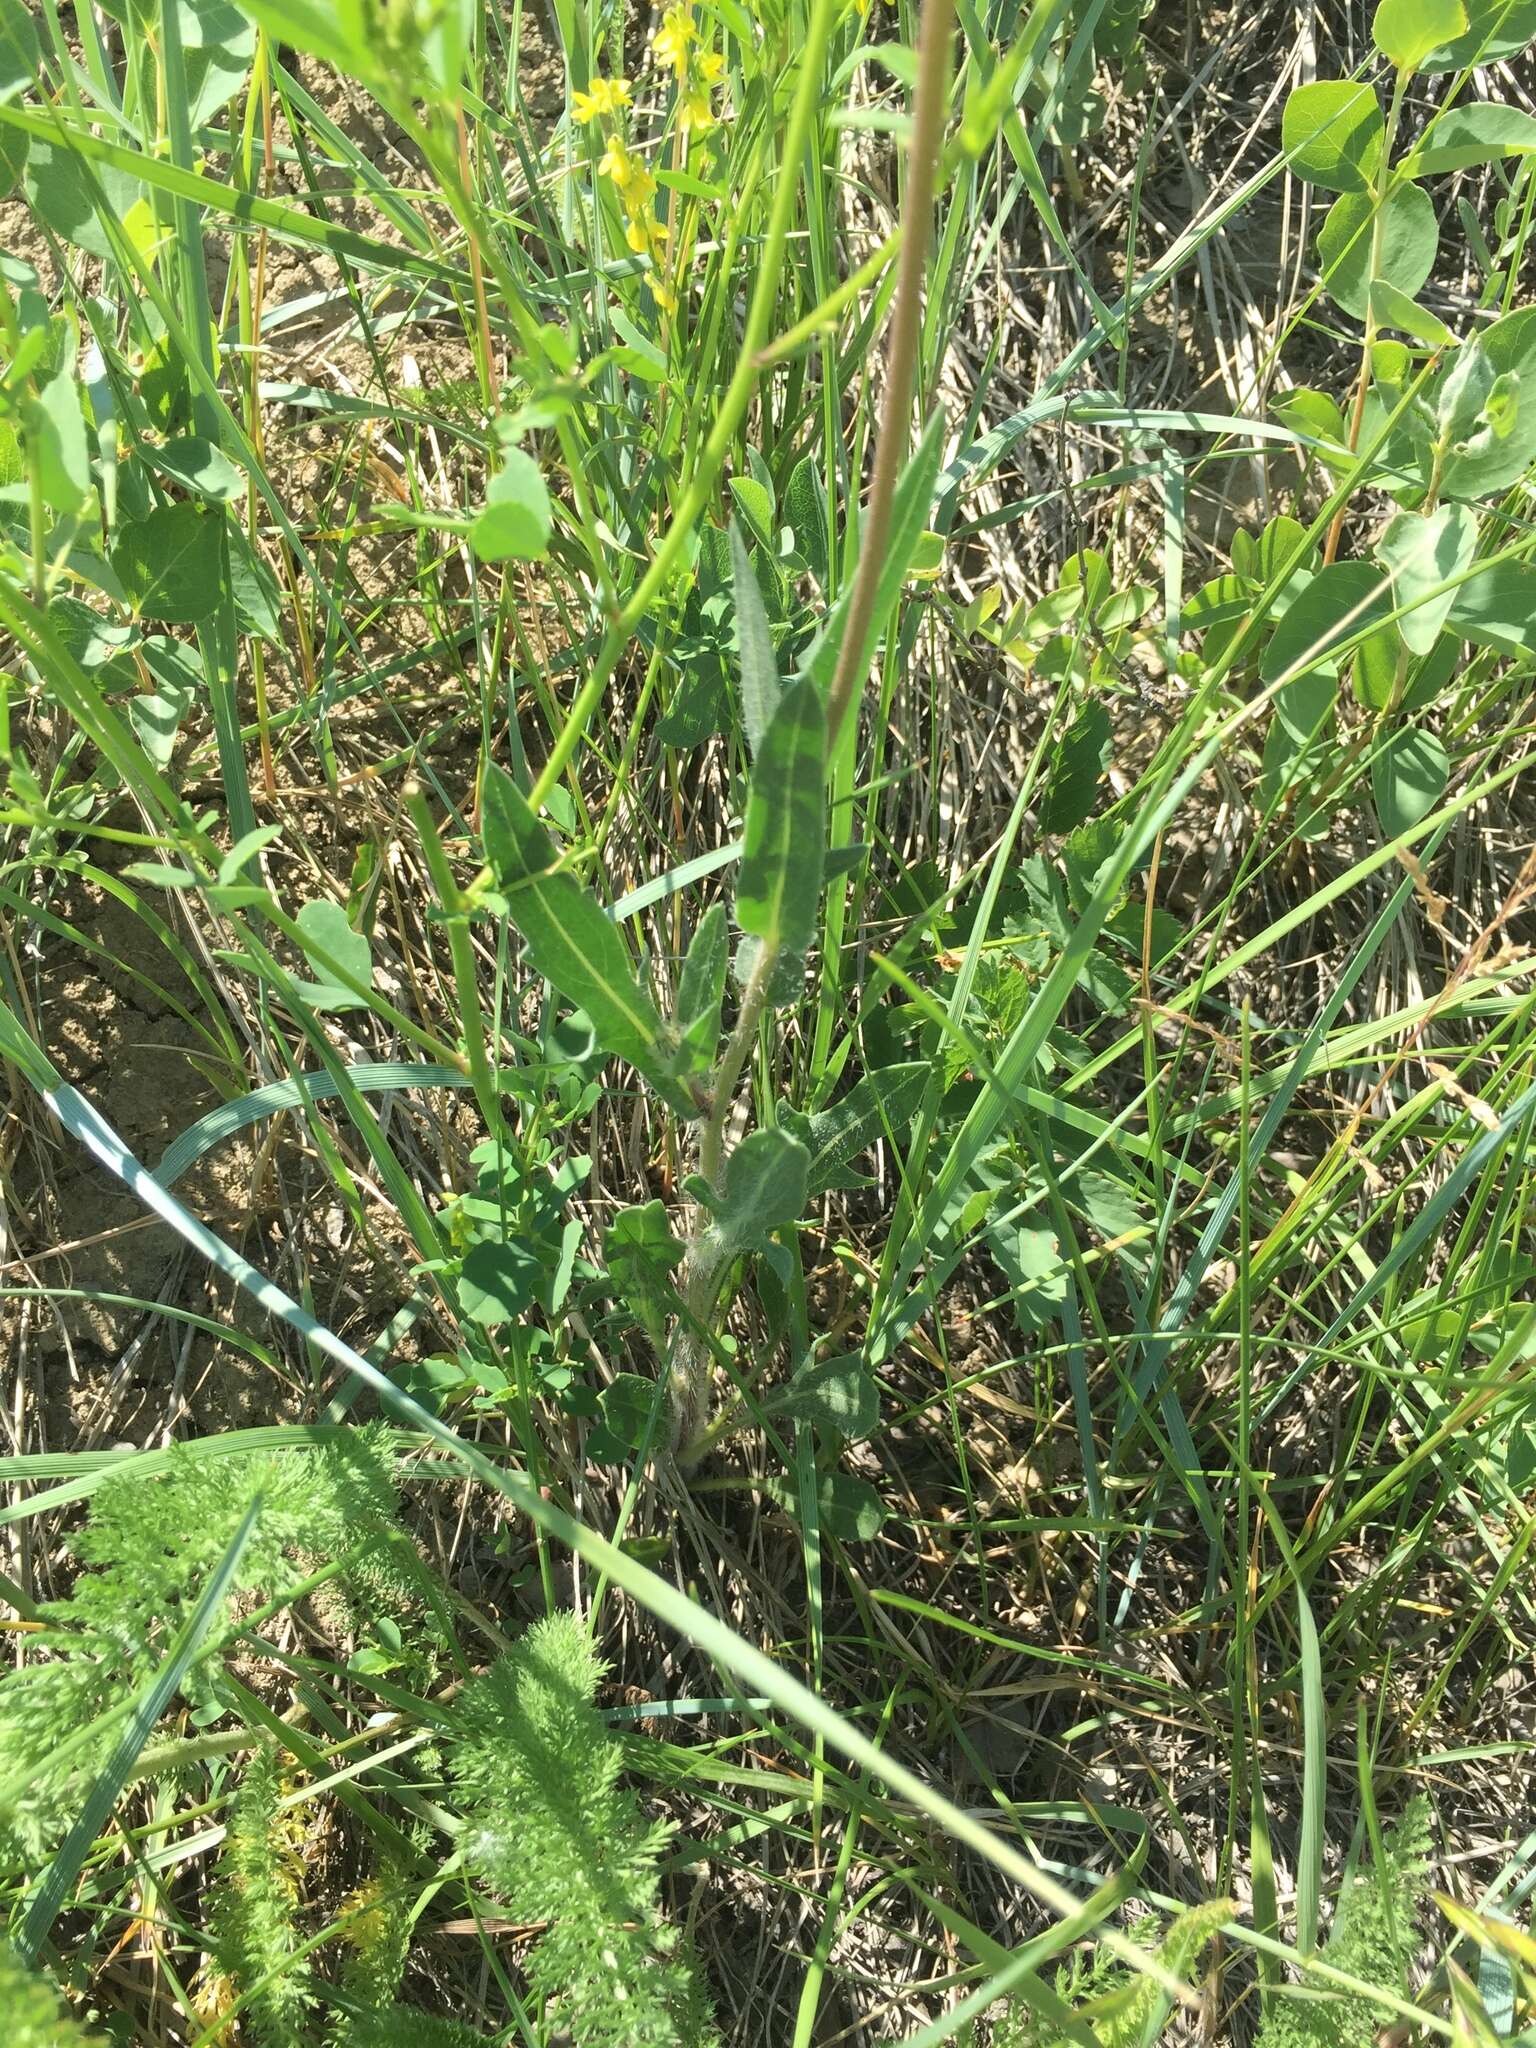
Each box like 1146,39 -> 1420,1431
1281,80 -> 1383,192
1373,0 -> 1467,69
457,1240 -> 544,1327
470,447 -> 552,562
110,502 -> 225,622
1317,181 -> 1438,321
1372,727 -> 1448,839
1414,0 -> 1536,69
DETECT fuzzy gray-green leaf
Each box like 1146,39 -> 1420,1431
735,679 -> 825,1002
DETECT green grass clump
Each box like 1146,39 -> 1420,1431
1,0 -> 1536,2036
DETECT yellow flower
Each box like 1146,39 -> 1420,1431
652,6 -> 698,80
572,73 -> 631,124
679,83 -> 716,133
599,134 -> 647,200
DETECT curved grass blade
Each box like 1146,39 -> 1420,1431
15,1496 -> 262,1960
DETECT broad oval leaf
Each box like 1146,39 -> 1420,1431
1414,0 -> 1536,69
111,502 -> 225,622
1317,181 -> 1438,321
470,446 -> 552,562
1444,557 -> 1536,655
1281,80 -> 1383,192
1262,560 -> 1395,731
695,1126 -> 810,1255
1376,504 -> 1478,654
1373,0 -> 1466,69
1372,726 -> 1449,838
0,0 -> 38,104
1411,101 -> 1536,173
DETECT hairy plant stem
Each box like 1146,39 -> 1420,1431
823,0 -> 957,749
669,0 -> 956,1457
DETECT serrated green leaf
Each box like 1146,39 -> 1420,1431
1318,182 -> 1438,321
1376,504 -> 1478,654
1041,699 -> 1111,834
788,1063 -> 927,1193
1372,726 -> 1449,838
480,764 -> 695,1115
735,678 -> 826,1003
1373,0 -> 1466,69
587,1372 -> 661,1463
111,502 -> 225,623
775,1353 -> 880,1439
604,1201 -> 684,1343
1281,80 -> 1383,192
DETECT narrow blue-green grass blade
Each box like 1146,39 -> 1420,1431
0,103 -> 467,286
0,1000 -> 1190,1999
16,1495 -> 262,1959
1261,1067 -> 1536,1424
1119,854 -> 1427,1430
608,840 -> 742,921
153,1062 -> 467,1187
1295,1586 -> 1326,1955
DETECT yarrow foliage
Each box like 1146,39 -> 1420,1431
445,1612 -> 718,2048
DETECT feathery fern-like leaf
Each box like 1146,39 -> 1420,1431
0,1429 -> 407,1861
1256,1797 -> 1434,2048
446,1611 -> 718,2048
0,1944 -> 99,2044
211,1743 -> 314,2048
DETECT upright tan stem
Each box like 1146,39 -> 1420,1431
823,0 -> 957,750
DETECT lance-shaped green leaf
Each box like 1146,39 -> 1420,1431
689,1126 -> 810,1258
1411,101 -> 1536,173
481,764 -> 697,1116
730,521 -> 780,757
735,678 -> 826,1007
675,901 -> 728,1071
798,409 -> 947,697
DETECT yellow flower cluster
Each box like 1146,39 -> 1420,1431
576,79 -> 674,310
653,7 -> 725,134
